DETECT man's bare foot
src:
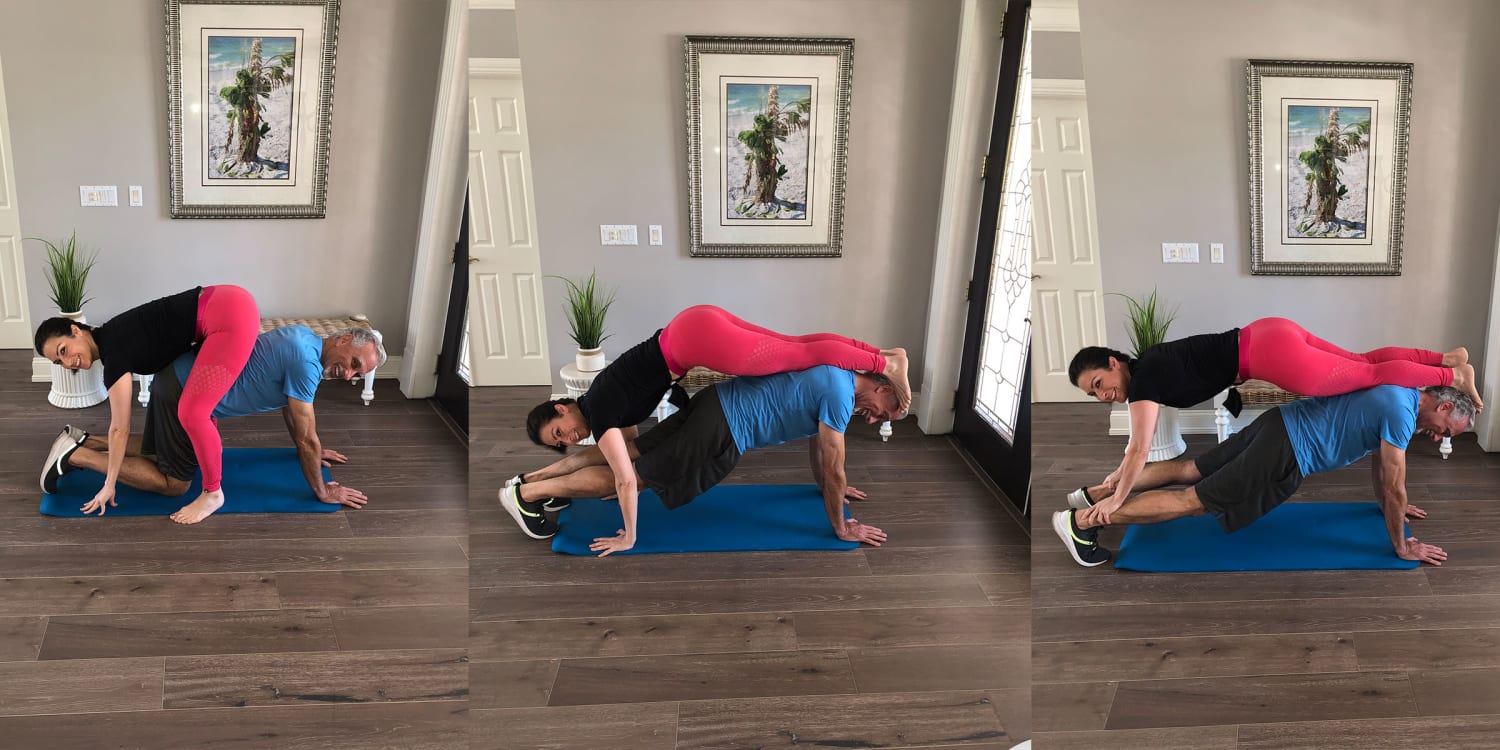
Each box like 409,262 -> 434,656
170,490 -> 224,524
1454,363 -> 1484,411
881,348 -> 912,414
1442,347 -> 1469,368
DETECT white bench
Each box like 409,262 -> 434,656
138,315 -> 383,408
1214,379 -> 1451,459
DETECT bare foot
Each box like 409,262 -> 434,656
170,490 -> 225,524
1454,363 -> 1484,412
1442,347 -> 1469,368
881,348 -> 912,414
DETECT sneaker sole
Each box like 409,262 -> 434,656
1067,488 -> 1094,511
498,487 -> 554,540
40,431 -> 78,493
1051,511 -> 1108,568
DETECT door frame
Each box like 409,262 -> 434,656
0,53 -> 32,350
401,0 -> 468,398
952,0 -> 1030,510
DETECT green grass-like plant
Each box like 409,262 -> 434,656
1110,288 -> 1177,358
550,270 -> 616,350
29,231 -> 98,312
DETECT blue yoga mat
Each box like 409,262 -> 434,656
41,447 -> 338,517
1114,501 -> 1419,572
552,484 -> 859,555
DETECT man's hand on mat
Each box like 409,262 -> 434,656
842,486 -> 867,504
320,449 -> 348,468
589,530 -> 635,557
1404,504 -> 1428,520
837,518 -> 887,546
1399,536 -> 1447,566
81,487 -> 118,516
1079,496 -> 1125,528
321,482 -> 368,509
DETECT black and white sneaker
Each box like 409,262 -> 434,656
1051,509 -> 1112,567
1066,487 -> 1094,510
541,497 -> 572,512
504,473 -> 525,488
500,484 -> 557,539
60,425 -> 90,447
41,430 -> 82,493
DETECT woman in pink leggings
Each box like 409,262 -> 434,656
34,285 -> 261,524
1064,317 -> 1479,525
499,305 -> 909,549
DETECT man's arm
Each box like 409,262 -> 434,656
814,423 -> 885,546
284,399 -> 367,509
1373,440 -> 1444,565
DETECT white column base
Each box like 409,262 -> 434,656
48,363 -> 108,409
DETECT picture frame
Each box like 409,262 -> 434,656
1247,59 -> 1412,275
684,35 -> 853,258
165,0 -> 340,218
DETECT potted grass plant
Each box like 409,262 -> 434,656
553,270 -> 616,372
29,231 -> 107,408
1112,288 -> 1186,461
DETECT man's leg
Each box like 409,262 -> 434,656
1083,457 -> 1202,502
80,434 -> 144,456
66,448 -> 192,496
525,465 -> 624,500
1077,486 -> 1207,529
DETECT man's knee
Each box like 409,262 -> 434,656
1179,486 -> 1206,515
164,477 -> 192,497
1171,459 -> 1204,485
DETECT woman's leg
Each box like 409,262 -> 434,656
661,305 -> 886,375
171,285 -> 260,523
1240,317 -> 1474,400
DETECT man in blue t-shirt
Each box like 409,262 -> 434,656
1051,385 -> 1474,569
45,326 -> 385,521
500,365 -> 905,555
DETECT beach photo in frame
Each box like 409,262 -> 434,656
165,0 -> 339,218
685,35 -> 853,257
1247,59 -> 1412,275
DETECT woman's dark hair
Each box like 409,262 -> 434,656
34,317 -> 92,357
1067,346 -> 1133,386
526,398 -> 578,453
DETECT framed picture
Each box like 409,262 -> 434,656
684,35 -> 853,258
1247,59 -> 1412,275
165,0 -> 340,218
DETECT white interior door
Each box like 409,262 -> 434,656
467,59 -> 550,386
1031,80 -> 1105,402
0,56 -> 32,349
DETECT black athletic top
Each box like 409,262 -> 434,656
578,330 -> 687,441
1126,328 -> 1243,413
92,287 -> 202,389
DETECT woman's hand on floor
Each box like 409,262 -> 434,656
843,486 -> 867,504
590,530 -> 635,557
81,487 -> 117,516
320,449 -> 348,467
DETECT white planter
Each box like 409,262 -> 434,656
1127,405 -> 1187,462
48,310 -> 109,409
575,347 -> 605,372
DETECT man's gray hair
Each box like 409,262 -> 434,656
865,371 -> 893,389
1424,385 -> 1476,425
337,327 -> 389,368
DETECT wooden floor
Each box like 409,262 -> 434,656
469,385 -> 1031,749
0,350 -> 468,748
1031,401 -> 1500,749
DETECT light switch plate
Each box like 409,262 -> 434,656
600,224 -> 638,245
1210,243 -> 1224,263
648,225 -> 663,245
1162,242 -> 1199,263
80,185 -> 118,207
129,186 -> 143,207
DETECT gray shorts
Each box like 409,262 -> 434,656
632,385 -> 742,509
140,365 -> 198,481
1193,408 -> 1304,533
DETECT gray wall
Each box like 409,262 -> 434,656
0,0 -> 448,352
471,8 -> 520,58
1032,30 -> 1082,80
514,0 -> 963,391
1077,0 -> 1500,366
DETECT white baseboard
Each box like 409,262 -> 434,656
34,355 -> 405,383
1109,405 -> 1263,436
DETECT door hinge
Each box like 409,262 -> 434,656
964,279 -> 975,302
980,154 -> 988,179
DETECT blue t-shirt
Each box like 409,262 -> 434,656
173,326 -> 323,418
1279,385 -> 1418,475
716,366 -> 856,453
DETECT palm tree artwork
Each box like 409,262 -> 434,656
207,35 -> 298,179
726,82 -> 812,219
1287,104 -> 1372,238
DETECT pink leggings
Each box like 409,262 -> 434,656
658,305 -> 884,377
1239,317 -> 1451,396
183,285 -> 260,492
